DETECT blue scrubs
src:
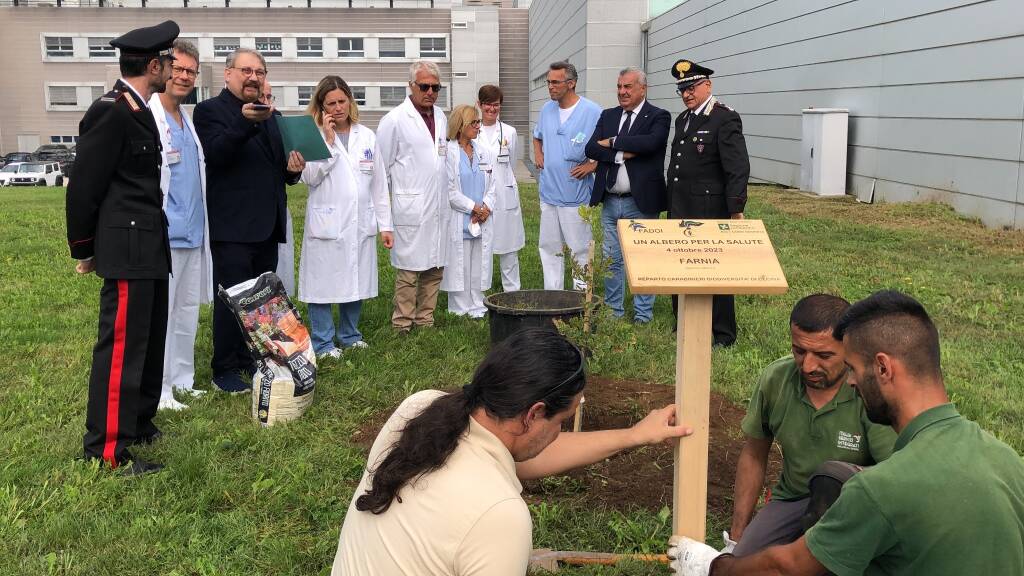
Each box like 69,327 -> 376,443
532,97 -> 601,206
459,144 -> 486,239
165,111 -> 204,249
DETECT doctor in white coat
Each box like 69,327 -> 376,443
299,76 -> 394,359
376,60 -> 450,333
441,105 -> 495,318
149,40 -> 213,411
475,85 -> 525,292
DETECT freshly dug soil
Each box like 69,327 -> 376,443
351,377 -> 781,517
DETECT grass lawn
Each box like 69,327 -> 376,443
1,182 -> 1021,575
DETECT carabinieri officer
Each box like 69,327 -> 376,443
66,21 -> 180,475
666,59 -> 750,347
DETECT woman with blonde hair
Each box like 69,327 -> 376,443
440,104 -> 495,318
299,75 -> 394,359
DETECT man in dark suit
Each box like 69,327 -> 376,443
193,48 -> 305,393
666,59 -> 750,347
585,67 -> 671,324
66,21 -> 179,475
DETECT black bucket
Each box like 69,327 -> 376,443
484,290 -> 585,345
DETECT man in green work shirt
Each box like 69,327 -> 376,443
727,294 -> 897,556
669,290 -> 1024,576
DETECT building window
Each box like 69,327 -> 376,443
214,37 -> 240,58
90,86 -> 105,102
298,86 -> 314,107
296,37 -> 323,58
48,86 -> 78,107
255,37 -> 282,58
88,38 -> 115,58
380,86 -> 407,107
379,38 -> 406,58
437,86 -> 448,108
45,37 -> 74,58
338,38 -> 364,58
50,135 -> 77,144
351,86 -> 366,106
420,37 -> 446,58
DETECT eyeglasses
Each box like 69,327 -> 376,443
547,79 -> 572,86
675,80 -> 708,95
468,119 -> 481,127
480,101 -> 502,108
414,83 -> 442,93
172,65 -> 199,79
231,66 -> 267,79
261,94 -> 276,105
542,344 -> 586,399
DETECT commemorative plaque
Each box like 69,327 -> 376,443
618,218 -> 787,542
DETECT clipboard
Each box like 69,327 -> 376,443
277,115 -> 331,162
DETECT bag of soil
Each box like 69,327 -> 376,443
218,271 -> 316,426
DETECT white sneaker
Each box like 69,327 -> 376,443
347,340 -> 369,349
158,397 -> 189,411
317,347 -> 342,360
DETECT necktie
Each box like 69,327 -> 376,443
607,110 -> 633,190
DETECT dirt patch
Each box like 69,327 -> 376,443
351,378 -> 781,517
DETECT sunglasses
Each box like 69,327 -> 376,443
414,83 -> 442,93
675,80 -> 708,95
542,344 -> 586,399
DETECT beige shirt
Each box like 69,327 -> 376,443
331,390 -> 533,576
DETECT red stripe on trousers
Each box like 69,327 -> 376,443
102,280 -> 129,466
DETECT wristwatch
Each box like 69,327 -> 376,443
609,136 -> 616,148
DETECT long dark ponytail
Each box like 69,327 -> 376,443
355,329 -> 585,514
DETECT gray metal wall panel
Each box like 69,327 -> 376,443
645,0 -> 1024,229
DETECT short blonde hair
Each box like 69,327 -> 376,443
446,104 -> 479,141
307,75 -> 360,126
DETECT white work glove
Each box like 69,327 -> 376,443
721,531 -> 737,554
668,535 -> 722,576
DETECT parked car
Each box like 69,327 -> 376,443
35,145 -> 75,173
0,152 -> 35,168
0,162 -> 24,186
8,162 -> 64,187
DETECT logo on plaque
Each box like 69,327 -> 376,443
718,223 -> 731,231
679,220 -> 704,236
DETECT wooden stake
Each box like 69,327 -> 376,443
573,239 -> 596,433
672,294 -> 713,540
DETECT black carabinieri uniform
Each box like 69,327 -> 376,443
667,96 -> 750,346
66,80 -> 170,466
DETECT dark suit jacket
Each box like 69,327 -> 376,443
66,79 -> 170,279
666,99 -> 750,219
585,101 -> 671,215
193,88 -> 298,244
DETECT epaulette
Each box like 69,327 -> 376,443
713,100 -> 735,112
99,88 -> 119,103
702,96 -> 718,116
115,90 -> 142,112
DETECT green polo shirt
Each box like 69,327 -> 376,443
740,356 -> 897,501
805,404 -> 1024,576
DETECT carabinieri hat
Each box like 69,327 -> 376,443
110,20 -> 180,58
671,59 -> 714,90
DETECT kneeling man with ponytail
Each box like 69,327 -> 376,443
331,328 -> 693,575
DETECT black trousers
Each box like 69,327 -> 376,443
672,294 -> 737,346
84,278 -> 167,465
210,239 -> 279,377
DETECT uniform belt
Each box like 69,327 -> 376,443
607,190 -> 632,198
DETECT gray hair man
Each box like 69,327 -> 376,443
376,60 -> 450,333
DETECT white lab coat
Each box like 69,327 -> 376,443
299,123 -> 393,303
474,121 -> 525,254
440,141 -> 495,293
376,98 -> 450,272
149,94 -> 213,303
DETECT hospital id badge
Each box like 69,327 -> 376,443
167,149 -> 181,164
359,159 -> 373,173
497,146 -> 510,164
438,141 -> 447,157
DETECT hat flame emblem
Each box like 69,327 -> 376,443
678,61 -> 692,73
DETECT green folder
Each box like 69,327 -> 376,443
277,114 -> 331,162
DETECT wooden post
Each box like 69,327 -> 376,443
573,239 -> 596,433
672,295 -> 713,540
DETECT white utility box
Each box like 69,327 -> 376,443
800,108 -> 849,196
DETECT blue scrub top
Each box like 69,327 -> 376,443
165,111 -> 204,249
459,143 -> 486,239
533,96 -> 601,207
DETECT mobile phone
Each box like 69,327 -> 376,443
250,103 -> 272,111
